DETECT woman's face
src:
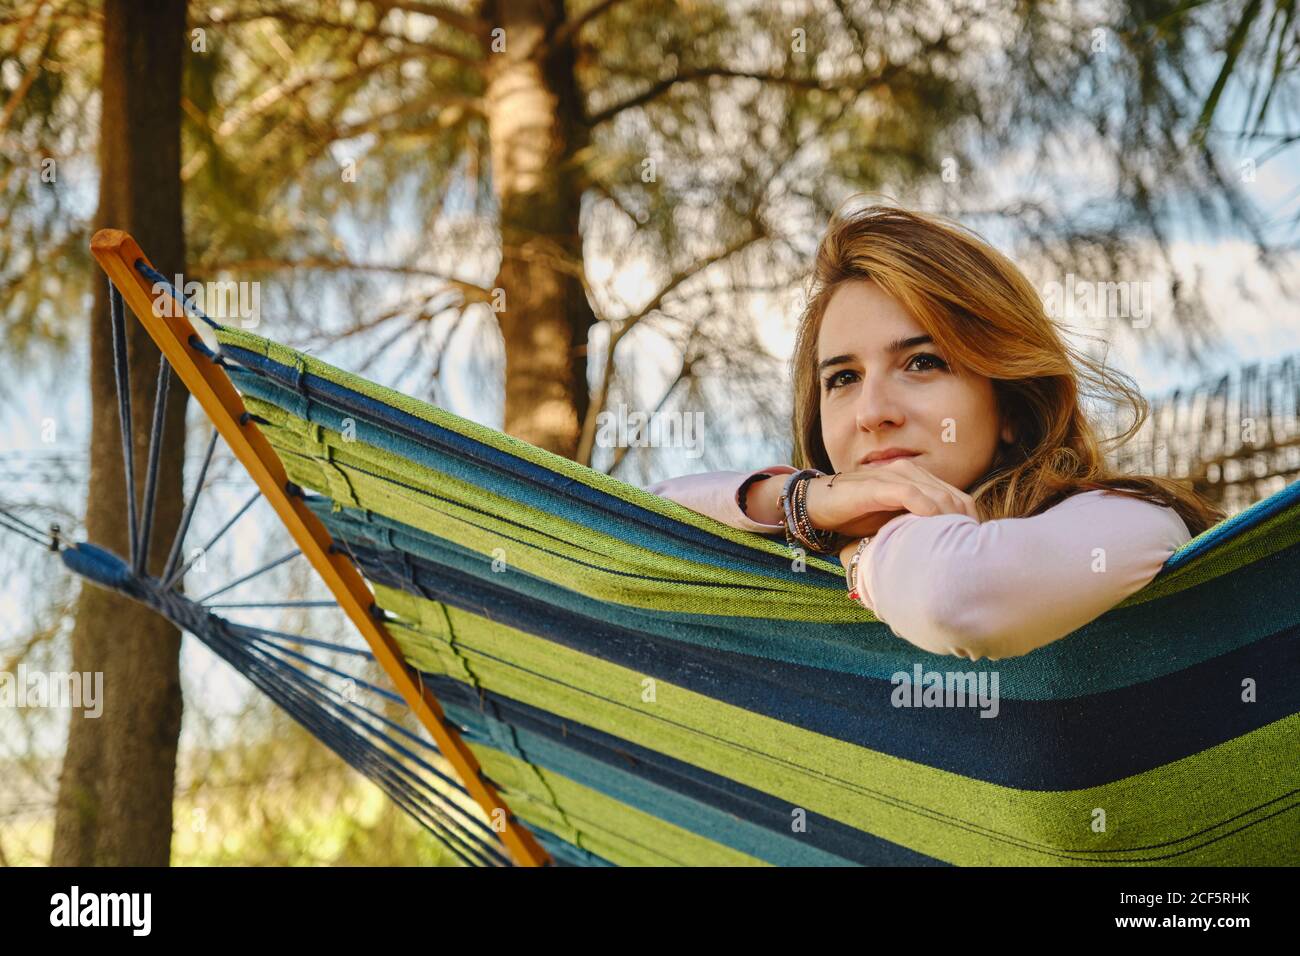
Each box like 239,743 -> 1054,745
817,279 -> 1012,491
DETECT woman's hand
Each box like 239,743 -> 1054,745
803,458 -> 980,540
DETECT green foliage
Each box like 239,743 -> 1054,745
0,1 -> 100,356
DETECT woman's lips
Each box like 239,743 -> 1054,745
862,451 -> 920,466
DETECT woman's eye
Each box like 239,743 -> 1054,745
824,354 -> 947,391
906,352 -> 948,372
822,369 -> 856,390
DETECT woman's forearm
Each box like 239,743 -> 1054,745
746,473 -> 785,525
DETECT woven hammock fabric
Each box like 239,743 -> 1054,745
206,321 -> 1300,866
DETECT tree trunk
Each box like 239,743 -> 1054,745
51,0 -> 189,866
482,0 -> 593,459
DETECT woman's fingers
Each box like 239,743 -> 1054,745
850,471 -> 945,517
809,460 -> 978,531
884,479 -> 951,517
879,458 -> 978,519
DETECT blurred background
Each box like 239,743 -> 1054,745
1,0 -> 1297,865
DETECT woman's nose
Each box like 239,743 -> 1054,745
854,375 -> 904,431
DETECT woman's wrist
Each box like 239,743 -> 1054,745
780,470 -> 841,554
747,472 -> 786,525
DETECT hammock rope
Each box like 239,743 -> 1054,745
3,250 -> 530,865
161,489 -> 261,591
160,427 -> 219,585
0,506 -> 59,549
107,282 -> 139,566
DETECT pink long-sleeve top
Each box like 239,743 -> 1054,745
645,464 -> 1192,662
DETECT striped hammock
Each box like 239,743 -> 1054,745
62,233 -> 1300,866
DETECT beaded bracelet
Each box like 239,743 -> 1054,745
795,472 -> 842,553
779,469 -> 819,551
793,476 -> 828,549
779,469 -> 839,554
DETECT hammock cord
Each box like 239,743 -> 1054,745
108,281 -> 139,566
134,359 -> 171,575
160,427 -> 219,584
234,633 -> 403,705
206,620 -> 506,866
192,548 -> 301,604
235,623 -> 376,658
0,507 -> 58,549
3,274 -> 521,867
161,488 -> 260,590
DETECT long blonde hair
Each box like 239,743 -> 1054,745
790,200 -> 1226,536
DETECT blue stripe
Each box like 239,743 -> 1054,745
1164,477 -> 1300,570
440,679 -> 949,866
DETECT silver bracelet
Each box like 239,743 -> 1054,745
845,535 -> 873,601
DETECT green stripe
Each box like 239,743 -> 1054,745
380,584 -> 1300,866
1122,499 -> 1300,605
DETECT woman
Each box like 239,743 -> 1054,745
647,201 -> 1225,662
